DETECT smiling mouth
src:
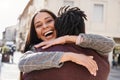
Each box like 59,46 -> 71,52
44,31 -> 53,37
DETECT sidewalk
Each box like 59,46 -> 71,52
0,51 -> 23,80
1,62 -> 20,80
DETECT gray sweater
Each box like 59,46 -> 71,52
18,34 -> 115,73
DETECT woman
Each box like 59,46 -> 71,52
19,7 -> 115,80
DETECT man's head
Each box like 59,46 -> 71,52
55,6 -> 87,37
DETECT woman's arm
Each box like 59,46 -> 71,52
18,51 -> 98,76
19,34 -> 114,74
35,33 -> 115,55
75,34 -> 115,55
18,51 -> 64,73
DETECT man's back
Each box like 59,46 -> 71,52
23,44 -> 110,80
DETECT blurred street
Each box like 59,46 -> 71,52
0,51 -> 23,80
0,51 -> 120,80
0,0 -> 120,80
108,66 -> 120,80
0,62 -> 19,80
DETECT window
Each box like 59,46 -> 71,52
93,4 -> 104,23
63,0 -> 74,7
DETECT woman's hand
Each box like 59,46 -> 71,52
34,35 -> 77,49
61,52 -> 98,76
35,37 -> 65,49
34,36 -> 67,49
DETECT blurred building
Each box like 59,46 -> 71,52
3,25 -> 17,46
0,40 -> 3,47
17,0 -> 120,56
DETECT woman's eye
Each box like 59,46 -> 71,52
47,20 -> 53,23
36,24 -> 42,28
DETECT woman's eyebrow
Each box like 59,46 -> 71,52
34,21 -> 41,25
34,17 -> 52,25
45,17 -> 52,20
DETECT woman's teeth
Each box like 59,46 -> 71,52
44,31 -> 53,37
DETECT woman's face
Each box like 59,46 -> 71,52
34,12 -> 57,41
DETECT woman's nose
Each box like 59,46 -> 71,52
43,24 -> 48,28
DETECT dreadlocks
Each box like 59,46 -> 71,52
55,6 -> 87,37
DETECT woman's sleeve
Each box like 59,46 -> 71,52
18,51 -> 64,73
76,33 -> 115,55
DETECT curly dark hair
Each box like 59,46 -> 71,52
55,6 -> 87,37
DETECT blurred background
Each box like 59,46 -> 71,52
0,0 -> 120,80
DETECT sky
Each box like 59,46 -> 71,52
0,0 -> 29,39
